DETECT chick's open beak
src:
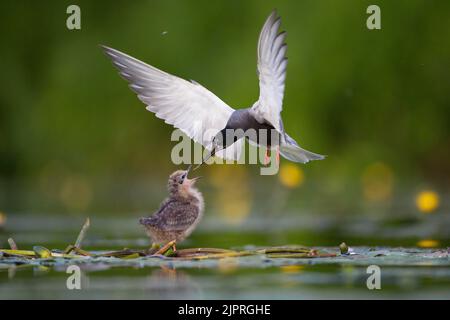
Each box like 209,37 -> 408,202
184,165 -> 201,184
187,176 -> 202,185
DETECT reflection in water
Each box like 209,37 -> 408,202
8,266 -> 16,279
417,239 -> 440,248
1,255 -> 450,299
217,257 -> 239,274
1,212 -> 449,299
280,265 -> 304,274
33,265 -> 50,277
145,266 -> 202,299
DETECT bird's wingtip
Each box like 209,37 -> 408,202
99,44 -> 113,56
99,45 -> 120,57
270,8 -> 280,19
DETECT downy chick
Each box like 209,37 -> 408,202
139,167 -> 203,251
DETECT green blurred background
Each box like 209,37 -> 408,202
0,0 -> 449,246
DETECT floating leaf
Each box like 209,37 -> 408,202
0,249 -> 36,257
33,246 -> 52,258
121,253 -> 140,259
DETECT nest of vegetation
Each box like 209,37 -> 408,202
0,218 -> 337,263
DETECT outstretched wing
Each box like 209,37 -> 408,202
251,10 -> 287,132
102,45 -> 241,160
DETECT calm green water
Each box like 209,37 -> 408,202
1,214 -> 449,299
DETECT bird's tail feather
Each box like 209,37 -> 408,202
280,134 -> 325,164
139,217 -> 157,226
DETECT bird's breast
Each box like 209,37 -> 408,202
225,110 -> 280,147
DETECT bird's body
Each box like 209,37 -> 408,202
219,108 -> 278,147
103,10 -> 325,165
227,109 -> 275,136
139,169 -> 204,245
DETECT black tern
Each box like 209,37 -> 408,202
102,10 -> 325,166
139,166 -> 203,250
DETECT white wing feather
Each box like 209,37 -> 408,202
252,10 -> 287,132
102,46 -> 241,160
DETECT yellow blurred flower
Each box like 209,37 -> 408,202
218,257 -> 238,274
416,191 -> 439,213
279,163 -> 304,188
0,212 -> 6,227
417,239 -> 440,248
361,162 -> 393,202
280,265 -> 304,273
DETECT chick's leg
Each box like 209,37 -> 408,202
154,240 -> 177,255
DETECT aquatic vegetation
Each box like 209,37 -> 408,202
0,218 -> 448,272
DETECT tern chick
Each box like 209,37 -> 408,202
139,167 -> 203,251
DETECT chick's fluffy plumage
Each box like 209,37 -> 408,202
139,170 -> 204,244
